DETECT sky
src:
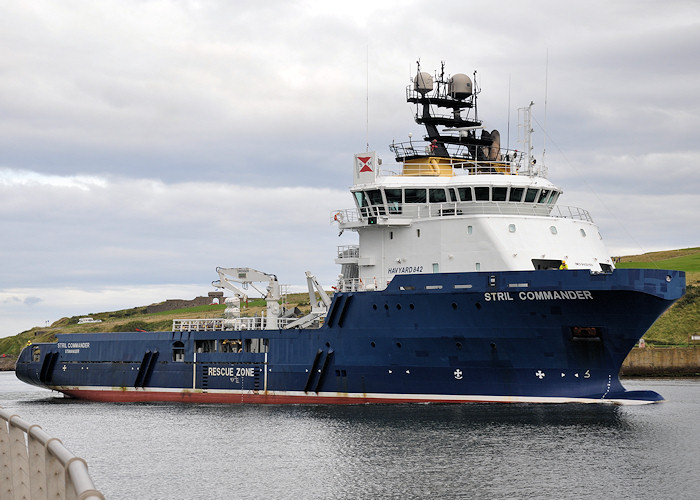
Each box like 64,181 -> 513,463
1,0 -> 699,338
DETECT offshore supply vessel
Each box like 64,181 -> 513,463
16,63 -> 685,404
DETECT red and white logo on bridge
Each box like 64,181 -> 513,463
356,156 -> 373,173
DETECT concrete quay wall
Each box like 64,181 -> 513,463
621,347 -> 700,376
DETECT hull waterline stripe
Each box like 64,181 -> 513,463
49,385 -> 660,406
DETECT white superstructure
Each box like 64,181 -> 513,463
332,67 -> 614,292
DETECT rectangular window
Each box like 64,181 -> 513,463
474,187 -> 490,201
547,191 -> 558,204
524,188 -> 539,203
367,189 -> 384,205
458,187 -> 473,201
385,189 -> 402,214
492,187 -> 507,201
509,187 -> 525,202
429,188 -> 447,203
449,188 -> 458,202
354,191 -> 369,207
405,188 -> 427,203
537,190 -> 550,203
432,263 -> 439,273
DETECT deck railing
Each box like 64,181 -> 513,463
173,316 -> 297,331
0,407 -> 104,500
331,203 -> 593,224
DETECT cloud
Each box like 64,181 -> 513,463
0,0 -> 698,337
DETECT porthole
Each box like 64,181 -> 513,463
456,342 -> 462,350
508,224 -> 516,233
370,341 -> 376,348
475,302 -> 482,310
451,302 -> 458,310
396,342 -> 402,348
372,304 -> 377,310
396,304 -> 402,310
550,226 -> 558,235
409,303 -> 415,310
384,304 -> 389,310
580,228 -> 587,237
325,342 -> 331,348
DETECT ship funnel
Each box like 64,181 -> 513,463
414,72 -> 433,95
449,73 -> 472,99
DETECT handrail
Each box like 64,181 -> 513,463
0,407 -> 104,500
173,316 -> 298,332
331,203 -> 593,224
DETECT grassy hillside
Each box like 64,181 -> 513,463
2,249 -> 699,362
616,247 -> 700,344
615,247 -> 700,285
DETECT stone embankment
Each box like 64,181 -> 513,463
0,356 -> 15,371
620,346 -> 700,376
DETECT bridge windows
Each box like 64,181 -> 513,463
429,188 -> 447,203
458,187 -> 473,201
509,187 -> 524,202
492,187 -> 508,201
351,186 -> 562,219
524,188 -> 539,202
474,187 -> 490,201
385,189 -> 402,213
405,188 -> 427,203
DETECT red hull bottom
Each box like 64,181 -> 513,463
59,388 -> 468,404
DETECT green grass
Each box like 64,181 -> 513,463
152,304 -> 227,316
616,247 -> 700,285
616,252 -> 700,272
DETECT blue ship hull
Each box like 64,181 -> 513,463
16,269 -> 685,404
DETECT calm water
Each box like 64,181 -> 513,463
2,372 -> 699,499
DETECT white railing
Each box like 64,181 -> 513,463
173,317 -> 297,332
332,203 -> 592,224
172,318 -> 226,331
337,276 -> 391,292
336,245 -> 359,259
0,408 -> 104,500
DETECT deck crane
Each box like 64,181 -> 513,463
212,267 -> 331,330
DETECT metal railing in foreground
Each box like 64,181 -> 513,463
0,407 -> 104,500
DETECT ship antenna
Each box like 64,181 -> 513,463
542,49 -> 549,177
366,43 -> 370,152
473,70 -> 479,122
506,73 -> 511,151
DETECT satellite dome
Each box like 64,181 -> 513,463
414,72 -> 433,95
449,73 -> 472,99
